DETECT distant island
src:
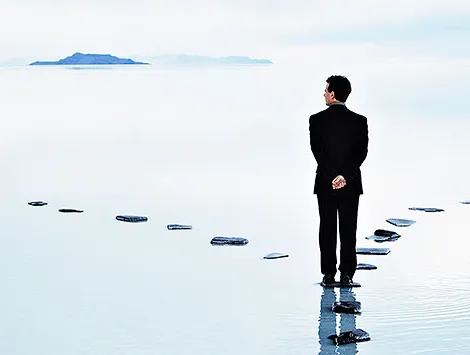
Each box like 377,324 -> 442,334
146,54 -> 273,66
29,52 -> 149,66
26,53 -> 271,66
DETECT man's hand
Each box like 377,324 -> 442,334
332,175 -> 346,190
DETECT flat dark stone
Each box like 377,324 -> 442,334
409,207 -> 444,212
386,218 -> 416,227
366,229 -> 400,242
460,201 -> 470,204
116,215 -> 148,223
329,329 -> 370,345
28,201 -> 48,206
332,301 -> 362,314
356,263 -> 377,270
58,209 -> 83,213
320,281 -> 361,288
167,224 -> 192,230
263,252 -> 289,259
374,229 -> 399,237
210,236 -> 249,245
356,247 -> 390,255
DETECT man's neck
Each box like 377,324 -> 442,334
329,101 -> 345,106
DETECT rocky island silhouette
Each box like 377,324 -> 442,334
30,52 -> 149,65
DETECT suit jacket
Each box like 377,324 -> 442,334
309,104 -> 368,195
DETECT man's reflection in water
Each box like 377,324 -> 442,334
318,287 -> 359,355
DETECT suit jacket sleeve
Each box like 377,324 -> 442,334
309,115 -> 338,183
340,117 -> 369,182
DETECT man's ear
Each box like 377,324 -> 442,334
330,91 -> 335,99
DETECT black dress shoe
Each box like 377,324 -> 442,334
321,274 -> 336,286
340,274 -> 353,286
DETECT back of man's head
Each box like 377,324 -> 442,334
326,75 -> 352,102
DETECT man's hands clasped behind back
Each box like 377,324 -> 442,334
332,175 -> 346,190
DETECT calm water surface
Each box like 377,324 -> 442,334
0,61 -> 469,354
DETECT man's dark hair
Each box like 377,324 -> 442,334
326,75 -> 352,102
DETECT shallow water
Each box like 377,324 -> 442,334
0,60 -> 470,354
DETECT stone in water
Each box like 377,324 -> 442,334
116,215 -> 148,223
356,247 -> 390,255
332,301 -> 362,314
210,236 -> 249,245
386,218 -> 416,227
59,209 -> 83,213
356,263 -> 377,270
167,224 -> 192,230
366,229 -> 400,242
28,201 -> 48,206
328,329 -> 370,345
375,229 -> 399,237
366,235 -> 400,242
321,281 -> 361,288
409,207 -> 444,212
263,252 -> 289,259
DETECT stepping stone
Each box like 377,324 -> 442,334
460,201 -> 470,204
332,301 -> 362,314
366,229 -> 400,242
329,329 -> 370,345
59,209 -> 83,213
28,201 -> 48,206
386,218 -> 416,227
409,207 -> 444,212
167,224 -> 192,230
366,235 -> 400,242
263,252 -> 289,259
210,236 -> 249,245
356,263 -> 377,270
356,247 -> 390,255
375,229 -> 399,237
116,215 -> 148,223
320,281 -> 361,288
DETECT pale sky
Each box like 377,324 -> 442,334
1,0 -> 470,60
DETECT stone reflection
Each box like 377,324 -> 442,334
318,287 -> 359,354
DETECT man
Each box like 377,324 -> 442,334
309,75 -> 369,286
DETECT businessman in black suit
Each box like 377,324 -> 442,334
309,75 -> 368,287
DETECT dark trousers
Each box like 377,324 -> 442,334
317,195 -> 360,278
